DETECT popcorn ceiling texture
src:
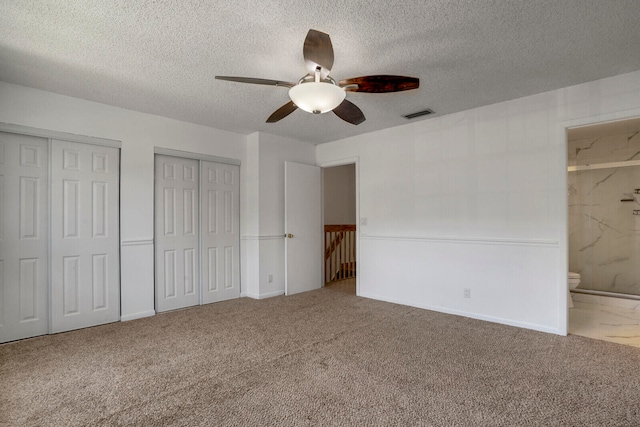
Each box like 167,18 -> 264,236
1,0 -> 640,144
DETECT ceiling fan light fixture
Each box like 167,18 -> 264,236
289,82 -> 345,114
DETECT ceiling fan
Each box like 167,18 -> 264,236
215,29 -> 420,125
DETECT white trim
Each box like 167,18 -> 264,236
245,290 -> 285,299
0,122 -> 121,148
318,156 -> 360,168
241,235 -> 285,240
568,159 -> 640,172
46,138 -> 53,333
154,147 -> 241,165
121,239 -> 154,246
360,234 -> 559,248
359,291 -> 563,336
120,310 -> 156,322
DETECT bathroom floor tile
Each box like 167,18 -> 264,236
569,301 -> 640,348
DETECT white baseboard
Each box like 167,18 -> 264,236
245,290 -> 285,300
120,310 -> 156,322
358,291 -> 563,336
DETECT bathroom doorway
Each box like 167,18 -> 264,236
567,116 -> 640,348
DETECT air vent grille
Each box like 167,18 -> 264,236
403,108 -> 435,119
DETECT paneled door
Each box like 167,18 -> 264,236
0,132 -> 49,343
50,139 -> 120,333
155,155 -> 200,312
200,161 -> 240,304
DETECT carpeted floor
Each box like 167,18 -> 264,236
1,287 -> 639,426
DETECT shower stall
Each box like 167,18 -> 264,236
568,118 -> 640,300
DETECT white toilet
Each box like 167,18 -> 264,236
568,272 -> 581,308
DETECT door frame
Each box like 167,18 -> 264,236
152,147 -> 242,308
0,122 -> 122,338
318,156 -> 360,296
558,107 -> 640,336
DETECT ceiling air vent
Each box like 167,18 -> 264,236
403,108 -> 435,119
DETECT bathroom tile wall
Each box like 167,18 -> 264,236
568,128 -> 640,295
568,126 -> 640,167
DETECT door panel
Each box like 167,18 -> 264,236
0,132 -> 49,343
155,155 -> 200,312
201,161 -> 240,303
284,161 -> 322,295
50,139 -> 120,333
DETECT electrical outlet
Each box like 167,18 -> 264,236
360,217 -> 368,226
268,274 -> 273,283
463,288 -> 471,299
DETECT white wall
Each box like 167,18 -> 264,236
0,81 -> 246,321
4,69 -> 640,335
316,70 -> 640,335
323,164 -> 356,225
241,132 -> 316,299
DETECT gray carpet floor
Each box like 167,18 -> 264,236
1,287 -> 640,426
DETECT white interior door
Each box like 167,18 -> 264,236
201,161 -> 240,304
50,139 -> 120,333
0,132 -> 49,343
284,161 -> 322,295
155,155 -> 200,312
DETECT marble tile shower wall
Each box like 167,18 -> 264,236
568,130 -> 640,166
568,130 -> 640,296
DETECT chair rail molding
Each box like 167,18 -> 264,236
241,235 -> 286,241
121,239 -> 154,246
360,234 -> 559,248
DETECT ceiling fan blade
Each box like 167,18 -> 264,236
332,100 -> 366,125
215,76 -> 295,88
303,29 -> 334,79
339,75 -> 420,93
266,101 -> 298,123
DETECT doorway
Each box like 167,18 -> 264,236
567,116 -> 640,348
322,163 -> 357,294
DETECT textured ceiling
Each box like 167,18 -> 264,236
1,1 -> 640,144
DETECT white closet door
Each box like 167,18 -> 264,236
0,132 -> 49,343
284,161 -> 322,295
155,155 -> 200,312
50,139 -> 120,333
201,161 -> 240,304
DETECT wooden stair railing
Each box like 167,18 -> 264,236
324,224 -> 356,283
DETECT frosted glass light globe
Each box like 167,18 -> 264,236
289,82 -> 346,114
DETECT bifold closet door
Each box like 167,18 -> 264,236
50,139 -> 120,333
201,161 -> 240,304
155,155 -> 200,312
0,132 -> 49,343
